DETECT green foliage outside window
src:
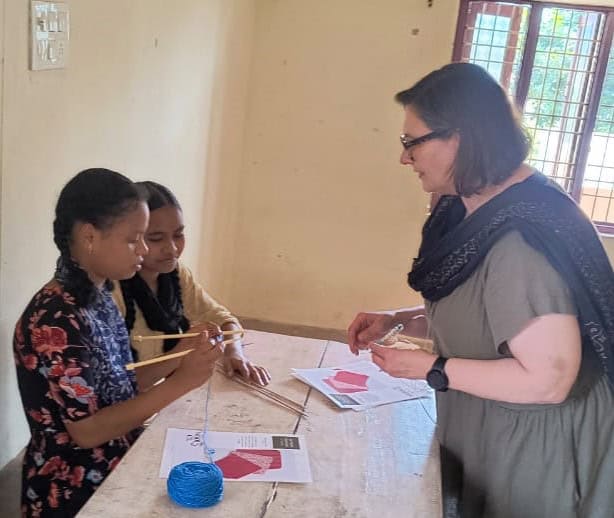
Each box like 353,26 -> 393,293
527,9 -> 613,134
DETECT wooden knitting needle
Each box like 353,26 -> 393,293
215,365 -> 308,417
126,349 -> 193,370
125,338 -> 235,370
215,364 -> 307,414
228,377 -> 308,418
133,328 -> 244,342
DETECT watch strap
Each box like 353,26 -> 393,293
432,356 -> 448,372
427,356 -> 449,391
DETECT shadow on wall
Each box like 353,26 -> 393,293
0,449 -> 23,518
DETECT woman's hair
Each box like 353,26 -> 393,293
138,180 -> 181,212
119,181 -> 188,357
53,168 -> 145,306
395,62 -> 530,196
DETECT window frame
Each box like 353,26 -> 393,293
452,0 -> 614,234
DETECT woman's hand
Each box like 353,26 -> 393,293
347,307 -> 429,355
370,343 -> 436,379
347,313 -> 396,354
176,322 -> 222,352
173,332 -> 223,391
134,323 -> 219,391
66,331 -> 221,449
223,342 -> 271,386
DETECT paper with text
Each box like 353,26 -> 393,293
160,429 -> 312,483
293,359 -> 430,410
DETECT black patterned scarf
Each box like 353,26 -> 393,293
120,270 -> 190,354
408,172 -> 614,385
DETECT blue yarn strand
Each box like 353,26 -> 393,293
167,381 -> 224,508
202,379 -> 216,461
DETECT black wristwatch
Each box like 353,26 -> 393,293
426,356 -> 449,392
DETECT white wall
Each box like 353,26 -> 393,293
0,0 -> 255,470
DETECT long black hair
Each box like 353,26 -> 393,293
119,181 -> 189,357
53,168 -> 145,306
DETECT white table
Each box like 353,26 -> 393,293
78,330 -> 442,517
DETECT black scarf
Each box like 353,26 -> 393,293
120,270 -> 190,354
408,173 -> 614,385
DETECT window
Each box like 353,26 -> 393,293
454,1 -> 614,233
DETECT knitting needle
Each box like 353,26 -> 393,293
228,377 -> 308,418
215,365 -> 308,417
125,337 -> 235,370
133,328 -> 245,342
125,350 -> 193,370
215,365 -> 307,414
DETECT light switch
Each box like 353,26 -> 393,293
30,1 -> 70,71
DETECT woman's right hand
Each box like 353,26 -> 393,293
173,332 -> 223,391
347,312 -> 395,355
174,323 -> 220,353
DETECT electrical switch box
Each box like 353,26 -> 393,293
30,1 -> 70,70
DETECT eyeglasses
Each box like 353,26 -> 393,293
400,129 -> 452,151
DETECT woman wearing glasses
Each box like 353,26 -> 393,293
348,63 -> 614,517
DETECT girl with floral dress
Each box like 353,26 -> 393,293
14,169 -> 222,517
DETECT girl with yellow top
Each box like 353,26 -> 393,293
113,181 -> 270,386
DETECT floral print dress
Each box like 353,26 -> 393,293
14,279 -> 143,517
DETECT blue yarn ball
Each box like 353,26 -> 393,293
167,461 -> 224,508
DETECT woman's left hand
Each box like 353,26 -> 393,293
370,343 -> 436,379
223,343 -> 271,386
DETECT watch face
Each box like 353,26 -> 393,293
427,370 -> 446,390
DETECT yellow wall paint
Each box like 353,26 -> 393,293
0,0 -> 254,470
228,0 -> 460,329
198,1 -> 256,301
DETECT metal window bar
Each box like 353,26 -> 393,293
453,0 -> 614,232
567,11 -> 605,201
455,1 -> 530,94
582,20 -> 614,227
525,8 -> 595,192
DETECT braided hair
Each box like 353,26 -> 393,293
120,182 -> 189,357
53,168 -> 146,307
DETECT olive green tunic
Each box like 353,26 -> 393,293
427,231 -> 614,518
